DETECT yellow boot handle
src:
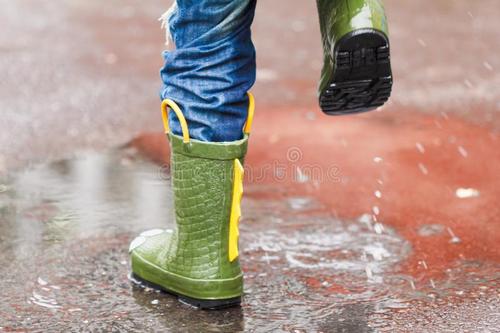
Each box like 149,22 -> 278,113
161,92 -> 255,144
161,98 -> 191,144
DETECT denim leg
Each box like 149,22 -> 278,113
160,0 -> 257,142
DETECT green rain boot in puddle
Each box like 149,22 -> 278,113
317,0 -> 393,115
129,94 -> 255,309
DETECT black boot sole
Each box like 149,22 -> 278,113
130,273 -> 242,310
319,28 -> 393,115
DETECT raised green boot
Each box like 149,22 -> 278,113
129,94 -> 255,309
317,0 -> 393,115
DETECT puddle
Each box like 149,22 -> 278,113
0,149 -> 498,332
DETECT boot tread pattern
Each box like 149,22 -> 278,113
320,30 -> 393,115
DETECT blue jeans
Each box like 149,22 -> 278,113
160,0 -> 257,142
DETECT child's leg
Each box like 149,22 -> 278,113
160,0 -> 257,142
130,0 -> 257,309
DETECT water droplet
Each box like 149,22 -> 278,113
374,190 -> 382,198
409,280 -> 416,290
374,223 -> 384,235
447,227 -> 462,244
37,277 -> 48,286
372,206 -> 380,215
483,61 -> 493,71
418,163 -> 428,175
416,142 -> 425,153
417,38 -> 427,47
455,188 -> 479,198
419,260 -> 428,270
373,157 -> 383,163
458,146 -> 468,158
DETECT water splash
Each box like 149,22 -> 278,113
1,150 -> 497,331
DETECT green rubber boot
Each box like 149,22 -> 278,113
129,95 -> 255,309
317,0 -> 393,115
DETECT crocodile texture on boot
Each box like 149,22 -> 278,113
130,126 -> 249,309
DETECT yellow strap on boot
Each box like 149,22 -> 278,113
243,92 -> 255,135
161,92 -> 254,142
161,99 -> 190,143
229,92 -> 254,262
229,158 -> 244,262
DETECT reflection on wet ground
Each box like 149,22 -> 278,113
0,150 -> 498,332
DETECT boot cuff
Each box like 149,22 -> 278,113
169,133 -> 248,160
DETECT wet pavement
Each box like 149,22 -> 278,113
1,149 -> 498,332
1,0 -> 500,332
